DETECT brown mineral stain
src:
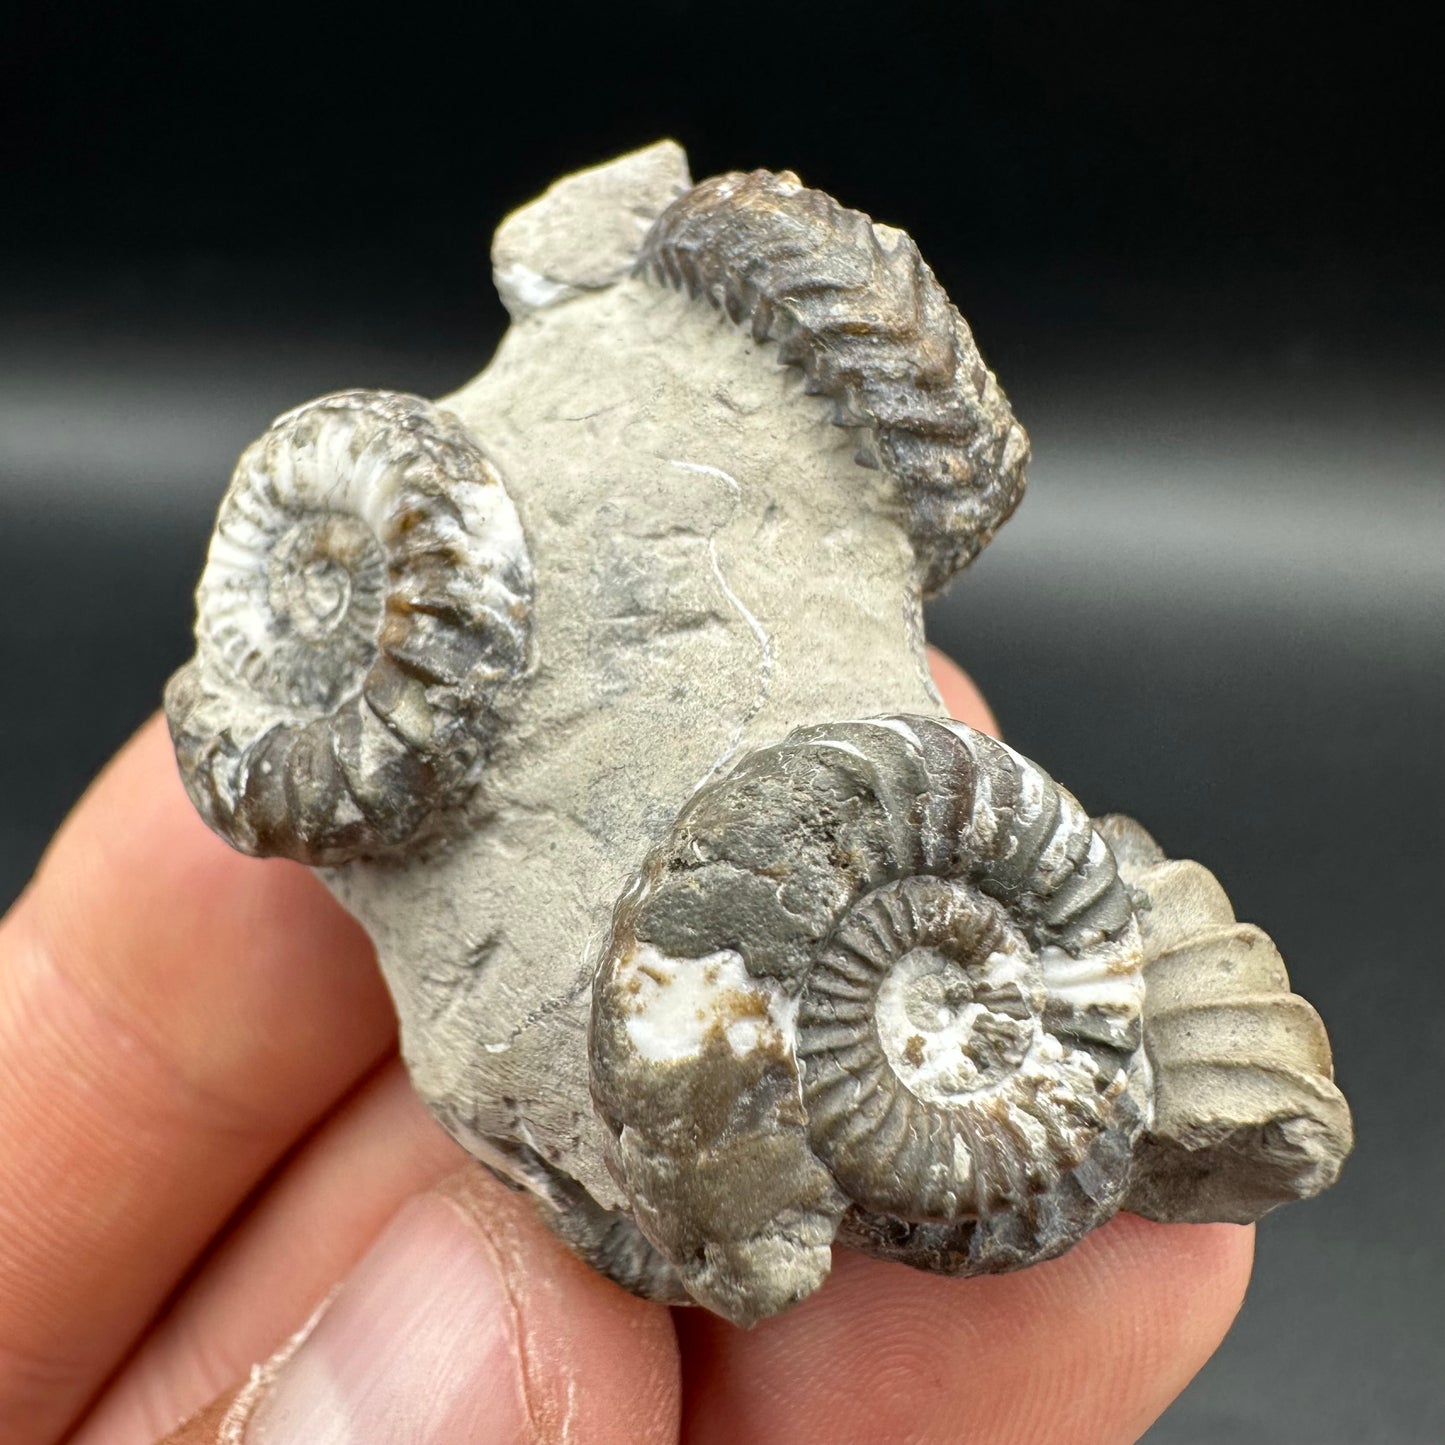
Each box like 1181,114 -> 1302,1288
719,988 -> 770,1020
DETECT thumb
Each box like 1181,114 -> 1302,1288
160,1168 -> 679,1445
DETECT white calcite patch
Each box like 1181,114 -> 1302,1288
1038,930 -> 1145,1052
618,942 -> 797,1064
876,934 -> 1043,1103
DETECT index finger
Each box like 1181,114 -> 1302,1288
926,643 -> 1000,737
0,717 -> 398,1443
679,1214 -> 1252,1445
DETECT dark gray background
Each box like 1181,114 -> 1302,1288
2,4 -> 1441,1439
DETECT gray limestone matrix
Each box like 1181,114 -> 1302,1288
164,142 -> 1352,1325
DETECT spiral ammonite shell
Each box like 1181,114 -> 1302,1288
638,168 -> 1030,595
590,714 -> 1148,1323
1097,814 -> 1353,1225
165,389 -> 534,865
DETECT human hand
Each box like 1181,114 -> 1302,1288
0,648 -> 1253,1445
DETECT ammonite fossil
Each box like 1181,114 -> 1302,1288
592,717 -> 1150,1320
638,167 -> 1029,593
165,140 -> 1352,1326
165,389 -> 533,865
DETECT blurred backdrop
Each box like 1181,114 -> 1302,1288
2,4 -> 1441,1440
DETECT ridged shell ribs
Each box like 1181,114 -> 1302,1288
638,168 -> 1029,596
591,716 -> 1150,1323
166,390 -> 533,865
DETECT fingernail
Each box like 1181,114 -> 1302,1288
242,1193 -> 530,1444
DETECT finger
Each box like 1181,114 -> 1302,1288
0,716 -> 397,1442
926,644 -> 1000,737
72,1062 -> 468,1445
678,1214 -> 1253,1445
156,1167 -> 681,1445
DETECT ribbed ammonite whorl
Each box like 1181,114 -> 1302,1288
637,169 -> 1030,595
590,715 -> 1147,1324
165,389 -> 533,866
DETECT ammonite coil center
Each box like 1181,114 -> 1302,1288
880,942 -> 1040,1099
261,513 -> 386,709
795,873 -> 1080,1219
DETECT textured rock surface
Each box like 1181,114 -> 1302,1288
328,147 -> 947,1217
166,141 -> 1353,1324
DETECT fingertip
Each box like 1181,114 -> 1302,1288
680,1214 -> 1256,1445
33,713 -> 192,881
1048,1214 -> 1257,1444
926,645 -> 1000,737
14,709 -> 391,1127
1091,1212 -> 1256,1312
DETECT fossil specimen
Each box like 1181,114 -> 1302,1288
168,390 -> 533,864
165,141 -> 1352,1325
